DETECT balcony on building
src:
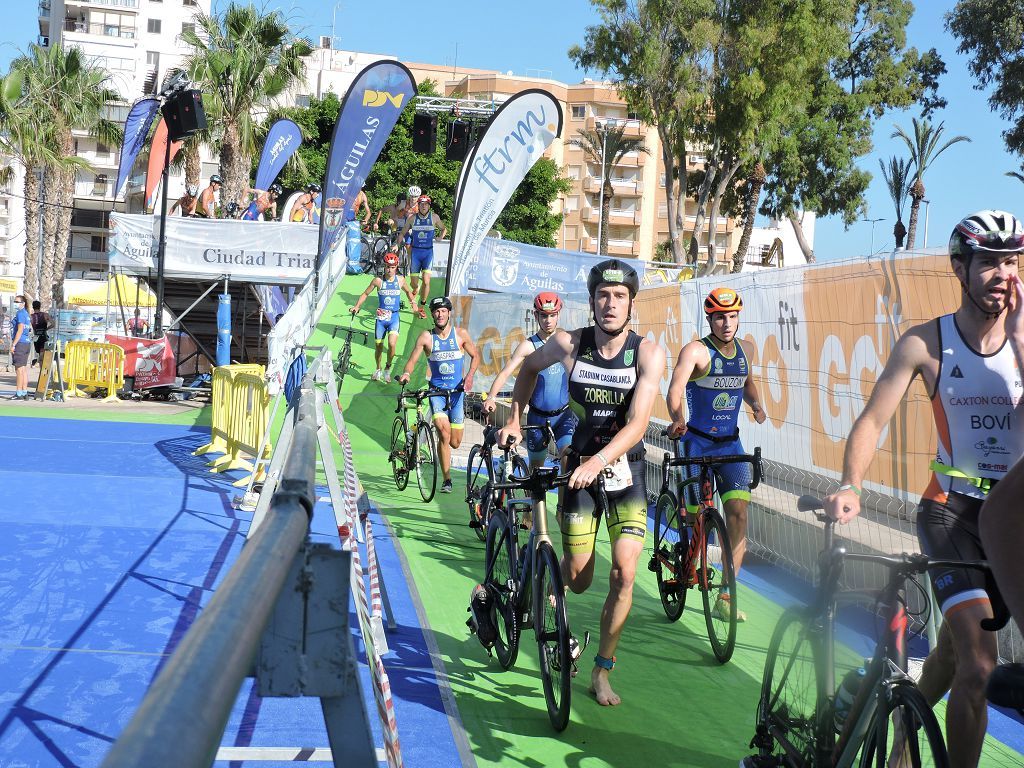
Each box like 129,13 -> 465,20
63,13 -> 137,40
66,0 -> 140,8
581,206 -> 641,227
38,0 -> 50,34
580,235 -> 641,257
584,115 -> 644,139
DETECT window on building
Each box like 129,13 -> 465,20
565,226 -> 577,241
147,19 -> 161,34
147,50 -> 160,69
96,142 -> 109,156
181,22 -> 195,35
659,173 -> 666,188
566,165 -> 580,181
296,94 -> 311,108
570,104 -> 585,120
90,235 -> 107,253
92,174 -> 108,196
565,196 -> 579,212
627,111 -> 639,121
658,203 -> 668,218
183,0 -> 198,5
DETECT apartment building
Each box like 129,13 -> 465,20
32,0 -> 213,280
288,42 -> 741,262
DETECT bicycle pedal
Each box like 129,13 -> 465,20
647,556 -> 659,573
468,518 -> 483,529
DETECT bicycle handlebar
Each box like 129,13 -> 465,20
332,319 -> 370,344
395,382 -> 465,413
660,447 -> 763,490
492,468 -> 608,517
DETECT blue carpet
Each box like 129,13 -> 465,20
0,416 -> 461,767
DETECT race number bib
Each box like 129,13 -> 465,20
584,454 -> 633,493
376,308 -> 393,322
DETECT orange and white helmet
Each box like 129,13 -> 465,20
704,287 -> 742,315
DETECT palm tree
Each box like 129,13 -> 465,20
893,118 -> 971,249
879,156 -> 912,249
1006,170 -> 1024,185
568,123 -> 648,255
731,160 -> 765,273
10,44 -> 120,307
180,4 -> 312,209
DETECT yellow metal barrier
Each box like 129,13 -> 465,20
194,365 -> 270,486
64,341 -> 125,402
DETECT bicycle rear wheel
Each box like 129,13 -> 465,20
415,420 -> 437,502
358,238 -> 377,276
335,343 -> 351,388
485,508 -> 520,670
534,540 -> 572,731
753,607 -> 821,765
390,417 -> 409,491
856,682 -> 948,768
466,444 -> 490,540
700,506 -> 737,663
652,491 -> 688,621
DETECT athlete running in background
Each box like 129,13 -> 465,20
825,210 -> 1024,768
196,174 -> 221,218
169,184 -> 199,216
240,183 -> 282,221
398,296 -> 480,494
289,183 -> 321,223
395,194 -> 447,306
666,287 -> 766,622
374,192 -> 408,236
500,259 -> 666,708
349,251 -> 425,382
484,292 -> 577,471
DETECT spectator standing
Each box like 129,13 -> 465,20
10,294 -> 31,399
30,300 -> 51,367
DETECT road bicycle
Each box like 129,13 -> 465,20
331,318 -> 369,390
359,231 -> 392,277
389,384 -> 459,503
649,438 -> 763,663
476,449 -> 607,731
743,495 -> 992,768
465,421 -> 530,541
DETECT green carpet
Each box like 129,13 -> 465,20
321,275 -> 1023,767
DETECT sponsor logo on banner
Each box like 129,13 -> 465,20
491,245 -> 520,287
362,90 -> 406,108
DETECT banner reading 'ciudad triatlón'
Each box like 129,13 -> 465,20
446,89 -> 563,294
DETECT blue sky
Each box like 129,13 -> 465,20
2,0 -> 1019,261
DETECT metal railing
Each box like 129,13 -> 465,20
63,20 -> 137,38
101,382 -> 319,766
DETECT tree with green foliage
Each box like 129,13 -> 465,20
879,155 -> 912,249
893,117 -> 970,249
492,157 -> 572,246
9,44 -> 120,306
760,1 -> 946,262
568,124 -> 647,254
180,3 -> 312,210
948,1 -> 1024,157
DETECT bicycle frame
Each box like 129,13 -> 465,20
765,502 -> 990,767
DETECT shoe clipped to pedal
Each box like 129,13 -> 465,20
467,584 -> 497,650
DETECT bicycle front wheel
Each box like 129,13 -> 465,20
485,508 -> 520,670
700,506 -> 737,663
466,444 -> 490,541
415,420 -> 437,502
390,417 -> 409,491
653,491 -> 687,621
335,343 -> 351,388
534,540 -> 572,731
856,682 -> 949,768
753,607 -> 821,765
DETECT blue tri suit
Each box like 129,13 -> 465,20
427,326 -> 465,428
409,213 -> 436,274
679,335 -> 752,509
525,333 -> 577,462
374,276 -> 402,340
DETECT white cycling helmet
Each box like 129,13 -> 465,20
407,185 -> 422,199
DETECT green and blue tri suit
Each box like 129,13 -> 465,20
679,335 -> 751,510
562,327 -> 648,554
427,325 -> 465,429
525,333 -> 577,463
374,276 -> 402,340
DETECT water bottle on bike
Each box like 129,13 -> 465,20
833,664 -> 867,732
